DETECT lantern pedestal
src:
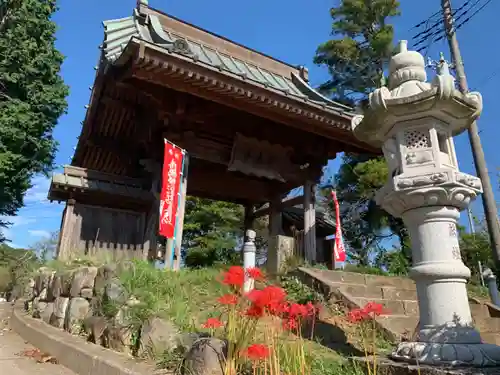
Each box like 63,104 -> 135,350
351,40 -> 500,366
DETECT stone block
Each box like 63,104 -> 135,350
365,274 -> 415,290
64,297 -> 90,334
50,296 -> 69,328
32,301 -> 47,318
381,286 -> 418,301
318,270 -> 367,285
80,288 -> 94,299
182,338 -> 227,375
104,325 -> 133,355
34,267 -> 52,294
60,270 -> 75,297
403,300 -> 419,316
83,316 -> 107,344
353,297 -> 406,315
24,279 -> 36,300
70,266 -> 98,297
267,235 -> 294,274
39,287 -> 48,302
341,284 -> 384,299
94,265 -> 116,296
40,302 -> 54,324
138,317 -> 179,358
104,278 -> 128,305
47,274 -> 62,300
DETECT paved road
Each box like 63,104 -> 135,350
0,302 -> 77,375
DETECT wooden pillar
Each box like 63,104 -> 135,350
58,198 -> 76,260
173,154 -> 190,271
266,195 -> 283,273
304,180 -> 317,264
244,204 -> 255,233
143,202 -> 159,263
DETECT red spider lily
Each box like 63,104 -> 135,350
363,301 -> 384,316
247,286 -> 287,314
242,344 -> 270,361
348,308 -> 368,323
222,266 -> 245,289
202,317 -> 224,329
282,317 -> 298,330
288,303 -> 313,319
217,294 -> 238,305
245,304 -> 265,318
246,267 -> 265,281
348,302 -> 387,323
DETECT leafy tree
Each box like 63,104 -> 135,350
182,197 -> 244,268
0,242 -> 39,294
30,231 -> 58,261
458,222 -> 494,284
315,0 -> 404,266
0,0 -> 69,241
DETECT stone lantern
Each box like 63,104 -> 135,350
352,40 -> 500,366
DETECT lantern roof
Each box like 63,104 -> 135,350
352,41 -> 482,148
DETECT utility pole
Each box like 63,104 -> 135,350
468,208 -> 485,286
441,0 -> 500,268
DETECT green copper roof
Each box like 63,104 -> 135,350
101,9 -> 353,114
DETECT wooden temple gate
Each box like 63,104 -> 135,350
47,1 -> 375,270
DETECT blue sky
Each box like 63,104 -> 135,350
3,0 -> 498,249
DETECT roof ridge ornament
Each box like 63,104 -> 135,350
351,40 -> 483,146
432,52 -> 455,100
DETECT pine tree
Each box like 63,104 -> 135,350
315,0 -> 407,266
314,0 -> 400,102
0,0 -> 69,241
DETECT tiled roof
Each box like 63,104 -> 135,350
101,9 -> 354,115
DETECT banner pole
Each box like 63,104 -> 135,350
169,150 -> 186,269
173,153 -> 189,271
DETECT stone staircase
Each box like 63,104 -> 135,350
297,267 -> 500,345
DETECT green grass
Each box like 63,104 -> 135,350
117,261 -> 231,332
113,261 -> 369,374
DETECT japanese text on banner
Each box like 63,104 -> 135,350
159,140 -> 183,238
331,191 -> 346,262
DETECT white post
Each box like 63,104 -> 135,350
352,41 -> 500,366
483,268 -> 500,307
243,229 -> 257,293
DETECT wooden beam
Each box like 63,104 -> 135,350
130,55 -> 378,154
187,163 -> 274,203
62,165 -> 148,187
252,194 -> 303,218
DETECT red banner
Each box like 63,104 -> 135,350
159,140 -> 183,238
331,191 -> 346,263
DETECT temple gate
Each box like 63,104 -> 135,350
48,0 -> 375,270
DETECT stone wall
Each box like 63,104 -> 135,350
24,265 -> 191,359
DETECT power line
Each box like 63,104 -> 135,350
412,0 -> 478,43
414,0 -> 492,51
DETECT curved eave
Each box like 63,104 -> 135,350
353,88 -> 482,147
101,9 -> 355,116
128,38 -> 378,152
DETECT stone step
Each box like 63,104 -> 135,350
310,269 -> 416,291
335,283 -> 418,301
377,315 -> 419,338
480,332 -> 500,345
474,317 -> 500,333
470,302 -> 491,318
352,297 -> 419,316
